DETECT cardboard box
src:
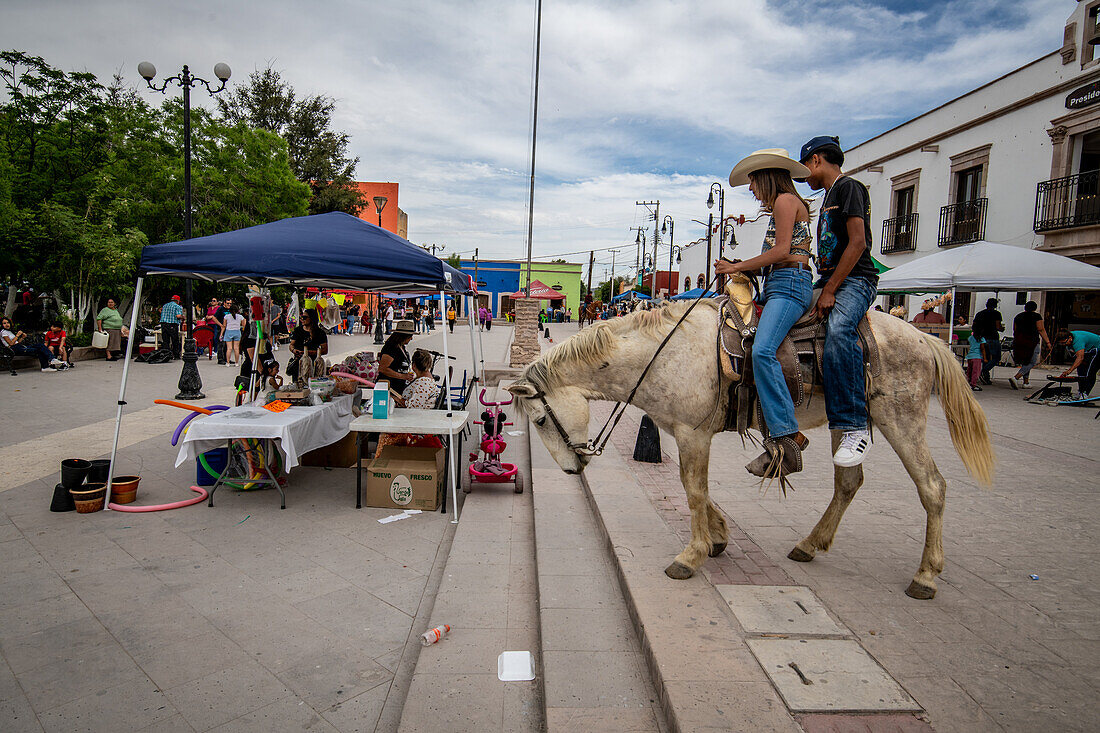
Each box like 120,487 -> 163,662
364,445 -> 444,511
300,431 -> 359,468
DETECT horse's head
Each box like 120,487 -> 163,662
507,380 -> 592,475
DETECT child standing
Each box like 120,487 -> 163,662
966,333 -> 987,392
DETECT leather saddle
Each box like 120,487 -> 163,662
716,274 -> 880,436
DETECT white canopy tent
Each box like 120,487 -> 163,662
877,240 -> 1100,342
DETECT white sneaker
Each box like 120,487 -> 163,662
41,367 -> 57,372
833,429 -> 871,467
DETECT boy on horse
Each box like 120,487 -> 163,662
800,136 -> 879,467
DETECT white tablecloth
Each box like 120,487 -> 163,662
175,392 -> 359,472
348,409 -> 469,435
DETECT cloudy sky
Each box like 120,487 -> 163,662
3,0 -> 1066,279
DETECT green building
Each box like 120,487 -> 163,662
518,261 -> 584,316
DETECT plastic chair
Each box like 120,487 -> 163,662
449,370 -> 468,409
192,325 -> 215,359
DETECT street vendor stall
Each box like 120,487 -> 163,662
175,391 -> 360,509
877,240 -> 1100,344
107,211 -> 474,519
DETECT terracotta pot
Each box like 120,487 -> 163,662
110,475 -> 140,505
61,458 -> 91,489
70,483 -> 106,513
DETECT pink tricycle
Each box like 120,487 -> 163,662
463,389 -> 523,494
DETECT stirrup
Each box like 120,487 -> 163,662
745,434 -> 807,496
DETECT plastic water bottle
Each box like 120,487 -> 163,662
421,624 -> 451,646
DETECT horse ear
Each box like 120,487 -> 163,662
507,382 -> 538,398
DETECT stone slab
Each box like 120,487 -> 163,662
717,585 -> 849,637
746,639 -> 922,713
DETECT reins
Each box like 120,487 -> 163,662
539,272 -> 734,457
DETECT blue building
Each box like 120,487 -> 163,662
460,259 -> 521,317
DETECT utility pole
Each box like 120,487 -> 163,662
630,225 -> 646,291
636,201 -> 659,293
586,250 -> 594,303
610,248 -> 619,299
524,0 -> 544,294
473,247 -> 479,317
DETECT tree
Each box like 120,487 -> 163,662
217,67 -> 366,216
36,201 -> 146,325
1,52 -> 313,325
446,253 -> 462,269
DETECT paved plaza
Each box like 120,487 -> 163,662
0,318 -> 1098,731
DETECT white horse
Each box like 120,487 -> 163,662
507,300 -> 993,599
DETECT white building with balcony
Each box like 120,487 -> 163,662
845,0 -> 1100,331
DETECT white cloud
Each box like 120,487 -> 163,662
1,0 -> 1067,265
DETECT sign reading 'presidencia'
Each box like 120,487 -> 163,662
1066,80 -> 1100,109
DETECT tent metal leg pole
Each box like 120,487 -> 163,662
467,296 -> 479,382
105,276 -> 144,509
948,286 -> 956,347
441,289 -> 459,523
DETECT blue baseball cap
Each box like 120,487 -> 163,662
799,135 -> 841,163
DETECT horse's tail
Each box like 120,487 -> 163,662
920,332 -> 995,487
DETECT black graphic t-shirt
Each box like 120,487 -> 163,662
815,176 -> 878,288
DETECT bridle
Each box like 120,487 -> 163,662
525,271 -> 731,458
531,390 -> 603,457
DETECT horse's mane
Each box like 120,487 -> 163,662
522,300 -> 720,391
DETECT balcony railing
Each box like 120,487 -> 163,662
1034,170 -> 1100,232
881,213 -> 918,254
938,198 -> 987,247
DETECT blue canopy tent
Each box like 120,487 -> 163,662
108,212 -> 473,518
670,287 -> 717,300
611,290 -> 651,303
139,212 -> 471,293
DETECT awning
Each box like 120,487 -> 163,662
507,280 -> 566,300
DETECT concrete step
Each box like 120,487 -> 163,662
529,427 -> 666,732
396,423 -> 542,733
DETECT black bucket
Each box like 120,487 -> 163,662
87,459 -> 111,484
60,459 -> 91,489
50,483 -> 76,512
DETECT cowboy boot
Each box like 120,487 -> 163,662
745,433 -> 808,479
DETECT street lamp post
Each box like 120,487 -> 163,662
661,215 -> 674,296
139,61 -> 231,401
707,182 -> 725,260
373,196 -> 388,227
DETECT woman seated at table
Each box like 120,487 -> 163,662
375,349 -> 443,457
288,309 -> 328,380
378,320 -> 415,394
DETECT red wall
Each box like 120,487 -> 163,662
643,270 -> 679,296
352,182 -> 401,233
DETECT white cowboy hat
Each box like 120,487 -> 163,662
728,148 -> 811,187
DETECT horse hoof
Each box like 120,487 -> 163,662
905,580 -> 937,600
664,562 -> 694,580
787,547 -> 814,563
709,542 -> 727,558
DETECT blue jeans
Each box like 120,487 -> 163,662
12,342 -> 54,369
822,276 -> 877,431
754,268 -> 813,438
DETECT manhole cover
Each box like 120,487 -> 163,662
717,585 -> 847,637
747,639 -> 921,713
